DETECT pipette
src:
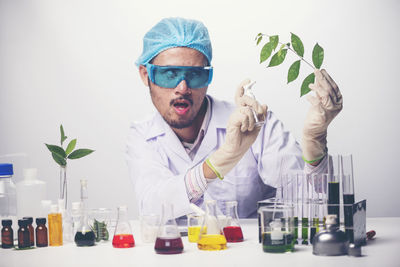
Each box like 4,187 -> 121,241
243,80 -> 265,127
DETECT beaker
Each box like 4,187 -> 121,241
259,204 -> 295,253
89,208 -> 111,242
187,214 -> 204,243
112,205 -> 135,248
222,201 -> 243,242
140,213 -> 160,243
197,200 -> 227,251
154,203 -> 183,254
74,180 -> 95,247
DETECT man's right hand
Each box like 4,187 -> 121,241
204,79 -> 267,179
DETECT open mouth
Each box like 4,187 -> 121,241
172,99 -> 191,115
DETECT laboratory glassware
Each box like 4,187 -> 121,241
112,205 -> 135,248
140,213 -> 160,243
259,204 -> 295,253
187,214 -> 204,243
74,179 -> 95,246
257,198 -> 285,243
243,81 -> 265,127
222,201 -> 243,242
154,203 -> 183,254
197,200 -> 227,251
48,204 -> 63,246
35,217 -> 48,247
341,154 -> 355,242
310,173 -> 327,244
1,219 -> 13,248
90,208 -> 111,242
327,174 -> 340,225
17,219 -> 30,248
22,217 -> 34,246
0,164 -> 17,223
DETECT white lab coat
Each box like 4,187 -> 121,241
126,96 -> 304,218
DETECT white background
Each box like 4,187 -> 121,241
0,0 -> 399,218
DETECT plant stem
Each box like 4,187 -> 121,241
261,34 -> 315,70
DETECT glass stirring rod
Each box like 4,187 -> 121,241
243,80 -> 265,127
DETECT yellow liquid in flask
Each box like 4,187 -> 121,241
197,234 -> 227,251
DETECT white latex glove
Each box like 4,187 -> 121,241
206,79 -> 268,178
302,69 -> 343,163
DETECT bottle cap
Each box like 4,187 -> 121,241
2,219 -> 12,226
36,217 -> 46,225
22,217 -> 33,224
0,163 -> 13,176
50,204 -> 59,213
23,168 -> 38,181
18,219 -> 28,227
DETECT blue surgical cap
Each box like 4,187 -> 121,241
135,17 -> 212,67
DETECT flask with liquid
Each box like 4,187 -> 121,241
197,200 -> 227,251
74,179 -> 95,246
112,205 -> 135,248
16,168 -> 46,219
154,203 -> 183,254
1,219 -> 14,248
0,164 -> 17,224
48,204 -> 63,246
223,201 -> 244,242
35,217 -> 48,247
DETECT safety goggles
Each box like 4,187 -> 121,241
146,63 -> 213,89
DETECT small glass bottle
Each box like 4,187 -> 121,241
197,200 -> 227,251
74,179 -> 95,246
22,217 -> 35,246
35,217 -> 48,247
112,205 -> 135,248
154,203 -> 183,254
48,204 -> 63,246
223,201 -> 244,242
1,219 -> 14,248
17,219 -> 30,249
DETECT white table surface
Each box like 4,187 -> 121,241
1,217 -> 399,267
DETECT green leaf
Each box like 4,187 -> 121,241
287,60 -> 301,83
256,36 -> 263,45
60,125 -> 67,146
268,49 -> 288,67
255,32 -> 262,40
51,152 -> 66,166
65,139 -> 77,155
291,33 -> 304,57
312,43 -> 324,69
269,35 -> 279,50
260,42 -> 274,63
301,72 -> 315,97
68,149 -> 95,159
45,144 -> 66,158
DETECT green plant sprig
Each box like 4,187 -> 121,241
45,124 -> 95,167
255,32 -> 324,97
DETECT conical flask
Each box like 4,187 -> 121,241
74,179 -> 95,246
112,205 -> 135,248
222,201 -> 243,242
154,202 -> 183,254
197,200 -> 227,251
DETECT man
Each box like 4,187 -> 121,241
126,17 -> 342,218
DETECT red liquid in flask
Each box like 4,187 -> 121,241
112,234 -> 135,248
223,226 -> 244,242
154,237 -> 184,254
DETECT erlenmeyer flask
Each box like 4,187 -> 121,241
112,205 -> 135,248
222,201 -> 243,242
197,200 -> 227,251
154,203 -> 183,254
74,179 -> 95,246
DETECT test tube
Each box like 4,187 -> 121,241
300,174 -> 310,245
327,173 -> 340,226
341,154 -> 355,242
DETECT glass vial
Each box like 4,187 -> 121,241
154,203 -> 184,254
112,205 -> 135,248
17,219 -> 30,249
197,200 -> 227,251
74,179 -> 95,246
48,204 -> 63,246
222,201 -> 243,242
1,219 -> 14,248
35,217 -> 48,247
22,217 -> 35,246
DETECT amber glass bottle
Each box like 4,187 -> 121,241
23,217 -> 35,246
35,217 -> 48,247
1,219 -> 14,248
18,219 -> 30,249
